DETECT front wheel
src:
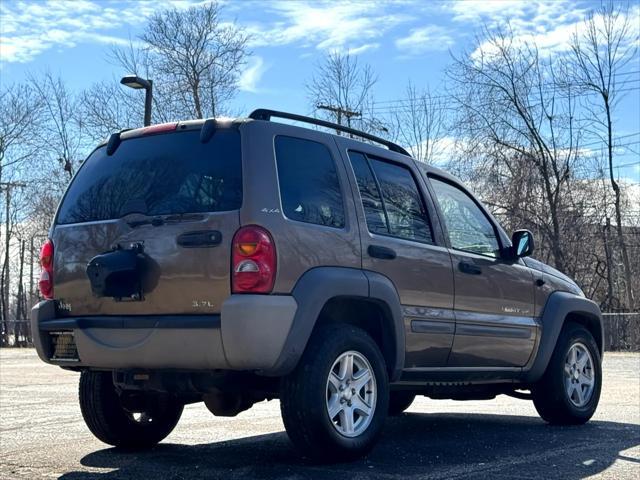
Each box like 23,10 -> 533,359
280,325 -> 389,462
532,322 -> 602,425
79,371 -> 183,450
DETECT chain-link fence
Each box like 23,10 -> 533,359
602,313 -> 640,351
1,319 -> 32,347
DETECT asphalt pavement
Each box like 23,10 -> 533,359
1,349 -> 638,479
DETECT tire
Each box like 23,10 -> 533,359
388,391 -> 416,416
79,371 -> 183,450
532,322 -> 602,425
281,324 -> 389,462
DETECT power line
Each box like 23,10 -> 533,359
371,71 -> 640,107
370,85 -> 640,114
372,80 -> 639,107
594,140 -> 639,150
579,133 -> 640,149
372,80 -> 640,108
613,160 -> 640,168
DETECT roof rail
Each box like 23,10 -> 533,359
248,108 -> 411,157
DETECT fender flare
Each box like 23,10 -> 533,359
523,291 -> 603,383
268,267 -> 405,381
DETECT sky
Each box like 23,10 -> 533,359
1,0 -> 639,182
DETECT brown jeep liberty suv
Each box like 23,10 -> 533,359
31,109 -> 603,461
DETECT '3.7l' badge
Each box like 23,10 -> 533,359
192,300 -> 215,309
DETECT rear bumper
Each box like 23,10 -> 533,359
31,295 -> 297,373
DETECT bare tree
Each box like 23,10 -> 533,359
0,83 -> 42,185
101,3 -> 248,126
307,52 -> 378,132
569,2 -> 638,309
139,1 -> 249,119
1,73 -> 87,343
108,38 -> 205,124
79,81 -> 139,142
449,26 -> 583,274
391,83 -> 446,163
29,71 -> 85,181
0,83 -> 42,338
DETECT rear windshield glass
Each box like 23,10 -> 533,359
57,129 -> 241,225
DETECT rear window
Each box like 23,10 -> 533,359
57,129 -> 241,225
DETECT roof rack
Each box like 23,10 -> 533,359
248,108 -> 411,157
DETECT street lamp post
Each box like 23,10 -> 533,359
120,75 -> 153,126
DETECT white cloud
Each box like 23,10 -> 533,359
395,25 -> 455,56
0,0 -> 410,64
348,43 -> 380,55
245,1 -> 411,53
238,56 -> 268,93
0,0 -> 200,63
447,0 -> 538,24
472,3 -> 639,60
444,1 -> 638,59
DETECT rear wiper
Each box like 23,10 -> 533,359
127,217 -> 164,228
127,213 -> 203,228
164,213 -> 204,224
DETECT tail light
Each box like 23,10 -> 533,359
232,225 -> 276,293
39,239 -> 54,299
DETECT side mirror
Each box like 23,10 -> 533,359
509,230 -> 535,259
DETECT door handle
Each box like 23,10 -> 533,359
368,245 -> 397,260
177,230 -> 222,248
459,261 -> 482,275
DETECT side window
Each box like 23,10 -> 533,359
275,136 -> 345,228
430,177 -> 499,257
348,151 -> 433,244
347,152 -> 388,235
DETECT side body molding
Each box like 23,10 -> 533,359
268,267 -> 405,381
523,291 -> 603,383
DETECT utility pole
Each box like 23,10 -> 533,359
29,236 -> 34,307
316,104 -> 361,135
16,239 -> 25,345
0,181 -> 26,334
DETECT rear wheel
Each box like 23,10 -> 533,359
281,325 -> 389,462
532,323 -> 601,425
388,391 -> 416,416
79,371 -> 183,449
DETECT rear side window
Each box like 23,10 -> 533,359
57,129 -> 241,224
275,136 -> 345,228
348,152 -> 433,244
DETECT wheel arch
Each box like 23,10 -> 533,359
524,291 -> 603,383
268,267 -> 404,381
565,311 -> 603,356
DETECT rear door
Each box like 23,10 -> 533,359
52,126 -> 242,316
427,176 -> 537,367
340,146 -> 455,367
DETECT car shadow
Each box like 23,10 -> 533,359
58,412 -> 640,480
